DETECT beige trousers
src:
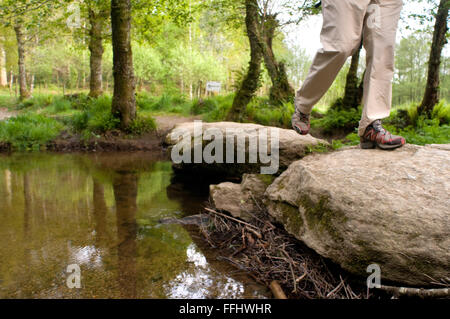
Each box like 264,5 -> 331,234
295,0 -> 404,136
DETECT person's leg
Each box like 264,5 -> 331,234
293,0 -> 371,135
359,0 -> 404,137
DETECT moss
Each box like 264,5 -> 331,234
299,194 -> 347,245
254,174 -> 275,187
272,202 -> 304,236
305,142 -> 333,155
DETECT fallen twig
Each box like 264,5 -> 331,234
270,281 -> 288,299
377,285 -> 450,298
205,207 -> 260,230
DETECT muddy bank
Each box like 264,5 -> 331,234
0,131 -> 165,153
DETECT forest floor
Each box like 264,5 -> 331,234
0,108 -> 15,121
154,114 -> 202,134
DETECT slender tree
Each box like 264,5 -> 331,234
418,0 -> 449,117
341,43 -> 363,109
0,36 -> 7,87
227,0 -> 263,121
111,0 -> 136,130
13,21 -> 30,99
87,1 -> 109,98
226,0 -> 320,120
0,0 -> 58,99
258,13 -> 295,104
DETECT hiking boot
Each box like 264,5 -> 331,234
360,120 -> 406,150
292,109 -> 311,135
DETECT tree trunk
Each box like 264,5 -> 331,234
111,0 -> 136,130
0,39 -> 7,87
227,0 -> 263,121
88,7 -> 105,98
357,69 -> 365,107
260,15 -> 295,105
342,43 -> 363,109
14,24 -> 30,100
9,70 -> 13,95
29,74 -> 35,95
418,0 -> 449,117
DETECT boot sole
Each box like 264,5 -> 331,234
360,140 -> 405,150
292,124 -> 310,136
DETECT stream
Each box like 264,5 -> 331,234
0,152 -> 269,299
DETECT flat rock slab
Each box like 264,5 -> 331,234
265,144 -> 450,287
165,121 -> 329,177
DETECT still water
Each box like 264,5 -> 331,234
0,152 -> 269,299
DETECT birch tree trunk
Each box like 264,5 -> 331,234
0,39 -> 7,87
111,0 -> 136,130
88,7 -> 106,98
14,24 -> 30,100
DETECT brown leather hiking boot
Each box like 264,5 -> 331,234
292,109 -> 311,135
361,120 -> 406,150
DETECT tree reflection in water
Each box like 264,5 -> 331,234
113,171 -> 138,299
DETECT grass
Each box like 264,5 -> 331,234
0,114 -> 63,150
137,92 -> 192,116
0,91 -> 157,149
1,89 -> 449,151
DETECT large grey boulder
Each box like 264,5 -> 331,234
265,144 -> 450,287
165,121 -> 328,177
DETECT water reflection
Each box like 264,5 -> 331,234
92,179 -> 110,246
0,153 -> 269,299
113,171 -> 138,299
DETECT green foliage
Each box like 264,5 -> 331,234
70,95 -> 157,137
51,98 -> 72,113
0,94 -> 16,109
306,142 -> 333,154
431,100 -> 450,125
137,93 -> 192,115
127,116 -> 157,135
245,99 -> 294,128
0,114 -> 63,150
311,107 -> 362,133
70,96 -> 120,133
136,92 -> 158,111
192,94 -> 235,115
191,98 -> 219,115
385,118 -> 450,146
202,96 -> 234,122
16,99 -> 35,110
385,100 -> 450,128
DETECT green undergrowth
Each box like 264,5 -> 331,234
0,93 -> 157,149
0,114 -> 63,150
1,91 -> 448,150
